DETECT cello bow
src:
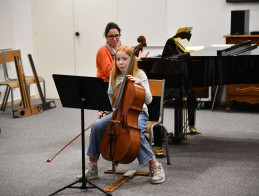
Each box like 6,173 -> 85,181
46,116 -> 99,163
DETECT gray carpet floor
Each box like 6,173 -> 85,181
0,100 -> 258,196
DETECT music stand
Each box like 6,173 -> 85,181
50,74 -> 112,196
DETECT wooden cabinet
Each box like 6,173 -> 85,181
224,34 -> 259,45
224,35 -> 259,111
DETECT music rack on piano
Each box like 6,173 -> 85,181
138,40 -> 259,143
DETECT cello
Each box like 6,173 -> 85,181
100,36 -> 147,164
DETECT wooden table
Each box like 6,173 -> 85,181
224,34 -> 259,111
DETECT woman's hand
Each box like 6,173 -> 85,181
136,50 -> 150,60
127,75 -> 140,84
116,40 -> 122,49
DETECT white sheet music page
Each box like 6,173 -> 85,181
185,45 -> 204,51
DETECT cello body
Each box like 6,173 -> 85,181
100,36 -> 147,164
100,81 -> 145,164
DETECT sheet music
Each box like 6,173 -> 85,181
186,45 -> 204,51
210,44 -> 234,47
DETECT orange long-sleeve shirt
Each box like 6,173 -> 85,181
96,46 -> 114,83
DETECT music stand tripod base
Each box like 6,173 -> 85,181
49,178 -> 112,196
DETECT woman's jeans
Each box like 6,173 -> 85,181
87,112 -> 155,164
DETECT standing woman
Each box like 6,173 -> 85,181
96,22 -> 121,89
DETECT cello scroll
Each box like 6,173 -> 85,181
134,36 -> 147,57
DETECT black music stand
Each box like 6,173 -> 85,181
51,74 -> 112,196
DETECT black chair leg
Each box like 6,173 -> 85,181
1,86 -> 10,111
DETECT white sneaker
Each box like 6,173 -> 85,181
76,162 -> 98,180
151,163 -> 165,184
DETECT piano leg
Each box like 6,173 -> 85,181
172,97 -> 183,144
187,97 -> 197,134
172,97 -> 198,144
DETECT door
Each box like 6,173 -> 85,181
74,0 -> 116,77
33,0 -> 115,99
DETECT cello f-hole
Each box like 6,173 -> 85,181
122,115 -> 125,129
109,131 -> 114,160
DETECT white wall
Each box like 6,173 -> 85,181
0,0 -> 13,103
0,0 -> 34,104
12,0 -> 34,75
117,0 -> 166,47
166,0 -> 259,47
1,0 -> 259,104
0,0 -> 14,50
118,0 -> 259,56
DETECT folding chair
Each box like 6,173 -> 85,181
145,79 -> 170,165
0,52 -> 20,115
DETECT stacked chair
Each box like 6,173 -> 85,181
0,49 -> 46,117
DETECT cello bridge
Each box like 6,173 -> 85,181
110,120 -> 120,124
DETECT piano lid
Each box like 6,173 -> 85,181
139,40 -> 259,89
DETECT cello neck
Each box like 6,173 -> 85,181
113,36 -> 147,110
113,50 -> 136,109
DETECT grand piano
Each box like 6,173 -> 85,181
138,40 -> 259,143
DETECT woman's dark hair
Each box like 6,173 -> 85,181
104,22 -> 121,37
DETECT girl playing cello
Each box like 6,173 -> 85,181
77,45 -> 165,184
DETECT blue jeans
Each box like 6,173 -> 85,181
87,112 -> 155,165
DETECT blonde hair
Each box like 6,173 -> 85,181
110,45 -> 140,89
